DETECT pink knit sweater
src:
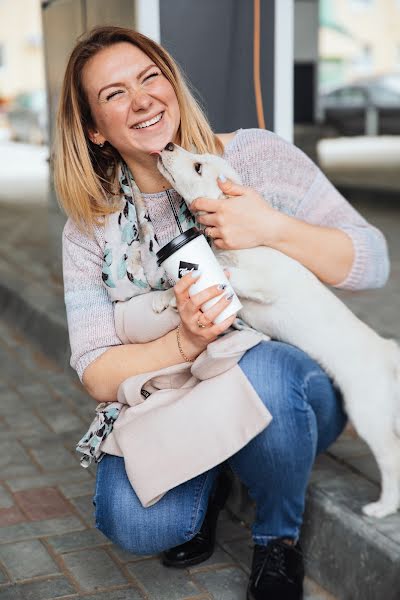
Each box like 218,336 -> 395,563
62,128 -> 390,381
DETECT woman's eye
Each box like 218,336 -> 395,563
194,163 -> 202,175
144,71 -> 160,82
105,89 -> 126,101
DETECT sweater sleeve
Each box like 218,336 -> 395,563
62,219 -> 122,382
295,169 -> 390,290
227,128 -> 389,291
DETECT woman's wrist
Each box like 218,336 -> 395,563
258,207 -> 289,248
177,325 -> 208,361
176,324 -> 195,362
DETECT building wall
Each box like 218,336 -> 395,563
159,0 -> 276,133
0,0 -> 45,99
320,0 -> 400,87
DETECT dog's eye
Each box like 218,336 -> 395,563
194,163 -> 202,175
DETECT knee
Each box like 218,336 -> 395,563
95,489 -> 194,555
94,458 -> 195,555
239,341 -> 347,454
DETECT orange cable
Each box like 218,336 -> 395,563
253,0 -> 266,129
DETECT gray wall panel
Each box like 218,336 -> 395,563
160,0 -> 275,132
86,0 -> 136,30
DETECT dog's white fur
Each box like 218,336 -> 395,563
154,144 -> 400,518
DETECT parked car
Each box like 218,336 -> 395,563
6,90 -> 48,144
319,78 -> 400,136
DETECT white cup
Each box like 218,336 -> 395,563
156,228 -> 242,324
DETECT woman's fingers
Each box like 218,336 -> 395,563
198,312 -> 237,338
189,282 -> 228,310
174,270 -> 201,295
174,271 -> 230,309
173,271 -> 201,308
212,312 -> 237,333
174,269 -> 237,338
197,292 -> 234,326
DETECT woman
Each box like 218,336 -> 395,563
57,26 -> 389,600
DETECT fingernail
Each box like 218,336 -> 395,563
225,292 -> 234,300
218,174 -> 227,182
191,270 -> 202,278
217,283 -> 227,290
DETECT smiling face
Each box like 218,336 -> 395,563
82,42 -> 181,160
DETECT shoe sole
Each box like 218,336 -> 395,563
161,548 -> 214,569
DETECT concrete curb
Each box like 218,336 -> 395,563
302,456 -> 400,600
0,273 -> 71,372
1,274 -> 399,600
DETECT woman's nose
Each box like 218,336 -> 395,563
130,88 -> 152,111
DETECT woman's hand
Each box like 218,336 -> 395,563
173,269 -> 237,358
191,178 -> 283,250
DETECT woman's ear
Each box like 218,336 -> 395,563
88,128 -> 106,146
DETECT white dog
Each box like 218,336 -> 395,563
153,143 -> 400,518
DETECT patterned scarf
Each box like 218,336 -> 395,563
102,162 -> 199,302
78,161 -> 258,468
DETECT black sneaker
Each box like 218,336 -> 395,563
247,539 -> 304,600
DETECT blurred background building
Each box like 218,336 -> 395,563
0,0 -> 45,97
0,0 -> 46,144
319,0 -> 400,90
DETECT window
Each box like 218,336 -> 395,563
325,87 -> 367,109
370,86 -> 400,107
353,45 -> 373,74
338,87 -> 366,107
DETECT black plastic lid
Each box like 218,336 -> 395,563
156,227 -> 203,266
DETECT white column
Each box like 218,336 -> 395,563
135,0 -> 160,43
274,0 -> 294,142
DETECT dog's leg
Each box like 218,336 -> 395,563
152,289 -> 176,313
362,441 -> 400,518
227,267 -> 274,304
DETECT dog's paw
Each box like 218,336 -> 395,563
362,501 -> 399,518
152,289 -> 175,313
169,295 -> 178,311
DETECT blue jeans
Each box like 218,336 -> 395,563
93,341 -> 347,553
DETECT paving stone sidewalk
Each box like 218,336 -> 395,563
0,319 -> 338,599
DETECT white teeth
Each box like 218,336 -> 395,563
133,112 -> 163,129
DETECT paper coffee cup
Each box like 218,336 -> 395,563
156,227 -> 242,324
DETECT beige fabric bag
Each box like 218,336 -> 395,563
100,295 -> 272,507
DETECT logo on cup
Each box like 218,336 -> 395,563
178,260 -> 199,279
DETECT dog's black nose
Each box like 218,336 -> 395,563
164,142 -> 174,151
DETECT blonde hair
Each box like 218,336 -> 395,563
54,25 -> 224,231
